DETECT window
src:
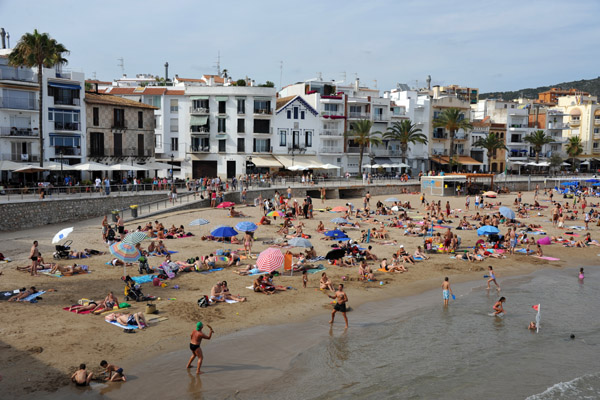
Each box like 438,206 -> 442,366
138,111 -> 144,128
324,104 -> 338,112
47,86 -> 79,106
170,99 -> 178,113
113,133 -> 122,156
254,119 -> 270,134
301,111 -> 305,120
191,137 -> 209,152
237,138 -> 245,152
192,99 -> 209,112
237,99 -> 245,114
595,128 -> 600,134
171,137 -> 179,152
292,130 -> 300,147
113,109 -> 125,128
49,109 -> 80,130
143,96 -> 161,109
50,135 -> 80,147
90,132 -> 104,156
218,118 -> 226,133
93,107 -> 99,126
349,105 -> 361,114
237,119 -> 245,133
279,130 -> 287,146
594,142 -> 599,149
218,139 -> 226,153
305,130 -> 313,147
293,107 -> 299,119
253,100 -> 271,114
218,101 -> 226,114
287,110 -> 291,119
253,138 -> 271,152
155,134 -> 162,148
137,134 -> 145,156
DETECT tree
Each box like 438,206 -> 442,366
259,81 -> 275,88
523,130 -> 553,164
8,30 -> 69,167
345,119 -> 382,175
384,120 -> 428,164
432,108 -> 472,171
236,79 -> 246,86
472,133 -> 508,172
565,136 -> 584,171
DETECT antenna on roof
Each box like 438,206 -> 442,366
341,71 -> 346,83
117,57 -> 125,75
93,71 -> 97,80
373,79 -> 377,89
317,72 -> 322,81
214,51 -> 221,76
279,61 -> 283,89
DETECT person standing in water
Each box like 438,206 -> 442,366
579,268 -> 585,282
328,284 -> 349,328
486,265 -> 500,291
442,277 -> 453,307
186,322 -> 214,375
493,297 -> 506,316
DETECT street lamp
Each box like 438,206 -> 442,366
170,153 -> 174,187
59,151 -> 64,185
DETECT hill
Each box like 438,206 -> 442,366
480,77 -> 600,101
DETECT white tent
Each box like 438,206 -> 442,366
72,162 -> 111,171
12,164 -> 47,173
143,161 -> 173,170
0,160 -> 25,170
287,165 -> 307,171
321,163 -> 341,169
109,163 -> 148,171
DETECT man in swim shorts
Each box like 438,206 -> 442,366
441,277 -> 453,307
186,322 -> 214,375
328,284 -> 349,328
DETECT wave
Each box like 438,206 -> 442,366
526,372 -> 600,400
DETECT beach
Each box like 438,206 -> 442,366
0,188 -> 597,398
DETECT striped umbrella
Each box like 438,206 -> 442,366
109,242 -> 141,263
267,210 -> 285,217
235,221 -> 258,232
122,231 -> 147,245
256,247 -> 284,273
331,217 -> 348,224
189,218 -> 210,226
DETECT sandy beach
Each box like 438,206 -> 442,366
0,188 -> 597,398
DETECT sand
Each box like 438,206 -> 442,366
0,188 -> 597,397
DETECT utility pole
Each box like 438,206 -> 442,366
279,61 -> 283,89
117,58 -> 125,76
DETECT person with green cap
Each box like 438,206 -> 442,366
186,321 -> 214,374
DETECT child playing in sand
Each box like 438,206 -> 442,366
302,270 -> 308,288
71,363 -> 93,386
100,360 -> 126,382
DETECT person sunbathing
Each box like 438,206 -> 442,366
147,242 -> 157,253
364,246 -> 378,260
253,275 -> 275,294
414,246 -> 430,260
221,281 -> 246,302
92,292 -> 119,314
230,236 -> 241,245
229,207 -> 247,218
305,246 -> 317,259
105,312 -> 147,329
156,241 -> 168,255
50,263 -> 85,275
259,215 -> 272,225
156,230 -> 166,240
210,282 -> 226,302
320,272 -> 334,291
69,300 -> 100,313
109,258 -> 126,267
8,286 -> 37,301
397,246 -> 415,265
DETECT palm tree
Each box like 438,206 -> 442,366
523,130 -> 553,164
565,136 -> 584,171
472,133 -> 507,172
433,108 -> 473,171
345,119 -> 382,174
8,30 -> 69,167
384,120 -> 428,165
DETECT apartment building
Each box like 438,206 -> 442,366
536,88 -> 590,106
557,95 -> 600,163
432,85 -> 479,105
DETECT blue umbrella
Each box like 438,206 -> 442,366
585,179 -> 599,183
498,207 -> 515,220
235,221 -> 258,232
211,226 -> 238,238
189,218 -> 210,226
331,217 -> 348,224
560,182 -> 578,186
335,237 -> 351,242
477,225 -> 500,236
324,229 -> 347,238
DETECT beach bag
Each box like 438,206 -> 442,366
145,303 -> 157,314
152,277 -> 161,286
197,296 -> 209,308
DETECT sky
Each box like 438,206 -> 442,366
2,0 -> 599,93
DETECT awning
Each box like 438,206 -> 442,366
274,155 -> 326,168
215,96 -> 229,102
48,81 -> 81,90
190,116 -> 208,125
251,156 -> 283,168
431,156 -> 483,165
254,97 -> 271,101
190,96 -> 209,100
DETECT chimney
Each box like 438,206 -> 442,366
0,28 -> 5,49
354,77 -> 360,92
164,62 -> 169,81
426,75 -> 431,90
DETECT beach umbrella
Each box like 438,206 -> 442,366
331,217 -> 348,224
288,238 -> 313,248
335,237 -> 351,242
52,227 -> 73,244
287,165 -> 307,171
477,225 -> 500,236
483,191 -> 497,198
537,236 -> 552,245
210,226 -> 238,238
325,248 -> 345,260
189,218 -> 210,226
235,221 -> 258,232
385,197 -> 400,202
585,179 -> 600,183
216,201 -> 236,208
256,248 -> 284,273
122,231 -> 147,245
0,160 -> 23,170
391,206 -> 399,212
13,164 -> 47,173
324,229 -> 347,238
321,163 -> 341,169
109,242 -> 141,276
72,161 -> 110,171
331,206 -> 348,212
498,207 -> 516,220
267,210 -> 285,217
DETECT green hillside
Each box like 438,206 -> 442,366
480,77 -> 600,101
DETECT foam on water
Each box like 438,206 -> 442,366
526,372 -> 600,400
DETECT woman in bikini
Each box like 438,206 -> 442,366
93,292 -> 119,314
244,232 -> 254,258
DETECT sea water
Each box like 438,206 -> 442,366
41,267 -> 600,400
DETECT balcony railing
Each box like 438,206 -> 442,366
433,132 -> 448,139
190,127 -> 210,134
347,147 -> 361,154
0,127 -> 38,137
253,109 -> 273,115
0,68 -> 36,82
454,133 -> 468,140
111,122 -> 127,130
548,122 -> 568,130
321,110 -> 344,117
190,107 -> 209,114
320,130 -> 343,137
53,146 -> 81,156
432,149 -> 448,156
188,145 -> 210,153
348,112 -> 369,119
0,97 -> 38,110
52,98 -> 80,106
595,119 -> 600,126
2,153 -> 40,162
320,146 -> 343,153
373,114 -> 388,122
54,121 -> 80,131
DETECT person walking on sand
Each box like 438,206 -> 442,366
328,284 -> 349,328
442,277 -> 453,307
465,195 -> 470,211
29,241 -> 40,277
186,322 -> 214,375
493,296 -> 506,316
486,265 -> 500,291
320,187 -> 326,204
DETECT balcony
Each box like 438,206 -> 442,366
548,122 -> 568,130
0,97 -> 38,111
348,112 -> 370,119
0,126 -> 38,137
320,130 -> 343,137
55,71 -> 72,80
320,146 -> 343,153
508,125 -> 526,131
53,146 -> 81,156
52,97 -> 81,107
372,148 -> 399,157
189,145 -> 210,153
320,95 -> 343,102
54,121 -> 80,131
190,127 -> 210,135
0,68 -> 36,82
2,153 -> 40,162
321,111 -> 345,119
111,122 -> 127,130
594,148 -> 600,154
432,149 -> 448,156
253,109 -> 272,116
347,147 -> 361,154
454,133 -> 468,140
594,134 -> 600,140
373,114 -> 389,122
190,107 -> 210,114
569,118 -> 580,126
595,118 -> 600,126
433,132 -> 448,140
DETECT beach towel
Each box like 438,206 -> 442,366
308,256 -> 325,262
41,271 -> 63,278
105,319 -> 139,330
131,275 -> 158,284
200,268 -> 224,274
414,256 -> 423,261
307,265 -> 326,274
248,270 -> 267,276
565,233 -> 580,237
0,289 -> 20,301
534,256 -> 560,261
568,226 -> 586,231
225,299 -> 239,304
516,249 -> 534,254
63,306 -> 92,315
70,254 -> 89,259
20,291 -> 46,302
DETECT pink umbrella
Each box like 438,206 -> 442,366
256,248 -> 284,273
537,236 -> 551,245
217,202 -> 236,208
331,206 -> 348,212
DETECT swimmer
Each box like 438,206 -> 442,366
493,296 -> 506,316
528,322 -> 537,330
186,322 -> 214,375
486,265 -> 500,291
579,267 -> 585,282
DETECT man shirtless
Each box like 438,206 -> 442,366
30,241 -> 40,276
186,322 -> 214,375
100,360 -> 126,382
442,277 -> 453,307
328,284 -> 349,328
71,363 -> 93,386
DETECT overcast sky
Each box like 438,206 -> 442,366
2,0 -> 599,93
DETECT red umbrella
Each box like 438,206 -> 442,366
331,206 -> 348,212
217,202 -> 236,208
256,248 -> 284,273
